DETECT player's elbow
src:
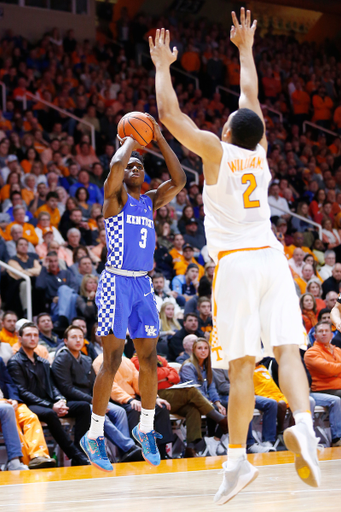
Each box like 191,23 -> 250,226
158,108 -> 173,126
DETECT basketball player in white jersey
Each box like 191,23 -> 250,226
149,8 -> 320,505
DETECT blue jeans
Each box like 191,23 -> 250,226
0,402 -> 22,461
99,403 -> 134,453
255,396 -> 278,443
51,285 -> 78,322
310,393 -> 341,440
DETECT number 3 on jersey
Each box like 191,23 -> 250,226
139,228 -> 147,248
242,173 -> 260,209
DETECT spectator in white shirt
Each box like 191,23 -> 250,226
288,248 -> 305,278
319,250 -> 336,282
268,183 -> 291,221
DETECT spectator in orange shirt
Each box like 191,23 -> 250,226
312,86 -> 334,129
304,321 -> 341,396
20,148 -> 40,174
173,243 -> 205,279
0,172 -> 21,202
291,81 -> 310,127
262,67 -> 278,102
34,191 -> 61,229
4,206 -> 39,246
227,56 -> 240,90
300,293 -> 318,332
181,44 -> 201,74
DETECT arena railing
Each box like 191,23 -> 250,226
215,85 -> 283,123
0,82 -> 6,112
0,261 -> 32,321
21,92 -> 96,151
303,121 -> 339,139
115,138 -> 199,185
139,53 -> 200,90
273,204 -> 322,239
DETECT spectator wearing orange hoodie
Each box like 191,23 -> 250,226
305,320 -> 341,396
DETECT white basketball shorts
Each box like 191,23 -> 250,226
210,247 -> 305,368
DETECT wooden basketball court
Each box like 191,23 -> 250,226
0,448 -> 340,511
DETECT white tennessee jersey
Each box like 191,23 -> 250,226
202,141 -> 283,263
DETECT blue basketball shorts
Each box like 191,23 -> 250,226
95,270 -> 160,339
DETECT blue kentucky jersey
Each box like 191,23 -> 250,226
104,193 -> 155,272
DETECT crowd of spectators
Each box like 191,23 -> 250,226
1,6 -> 341,469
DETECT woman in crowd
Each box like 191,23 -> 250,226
0,172 -> 21,202
58,196 -> 79,234
306,279 -> 326,315
20,147 -> 40,174
75,186 -> 91,220
177,204 -> 195,234
300,292 -> 318,332
309,189 -> 326,222
159,301 -> 182,337
322,217 -> 341,249
303,253 -> 322,281
180,338 -> 227,456
292,202 -> 314,232
154,204 -> 177,234
156,222 -> 174,250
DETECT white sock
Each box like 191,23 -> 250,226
226,446 -> 246,469
139,407 -> 155,433
293,411 -> 315,436
88,412 -> 105,439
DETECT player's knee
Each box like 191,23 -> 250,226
102,350 -> 122,376
229,356 -> 255,383
138,349 -> 157,370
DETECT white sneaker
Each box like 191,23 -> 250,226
283,422 -> 321,487
204,437 -> 220,456
247,443 -> 272,453
7,459 -> 29,471
261,441 -> 276,452
213,458 -> 259,505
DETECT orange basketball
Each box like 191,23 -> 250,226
117,112 -> 154,147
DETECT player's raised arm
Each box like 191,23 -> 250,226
103,137 -> 141,217
231,8 -> 267,151
144,114 -> 186,210
150,29 -> 223,175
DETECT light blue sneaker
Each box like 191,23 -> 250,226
132,425 -> 163,466
80,432 -> 113,472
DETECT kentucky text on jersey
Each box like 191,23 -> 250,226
104,193 -> 156,272
227,156 -> 264,173
126,215 -> 154,228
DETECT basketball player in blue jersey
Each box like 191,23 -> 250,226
80,115 -> 186,470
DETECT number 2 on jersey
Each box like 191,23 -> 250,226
242,173 -> 260,209
139,228 -> 147,248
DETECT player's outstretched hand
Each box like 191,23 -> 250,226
149,28 -> 178,69
230,7 -> 257,50
117,134 -> 144,151
144,113 -> 163,143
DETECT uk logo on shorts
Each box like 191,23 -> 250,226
145,325 -> 157,337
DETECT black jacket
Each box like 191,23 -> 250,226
51,346 -> 95,404
0,357 -> 21,401
7,347 -> 65,408
168,326 -> 204,362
